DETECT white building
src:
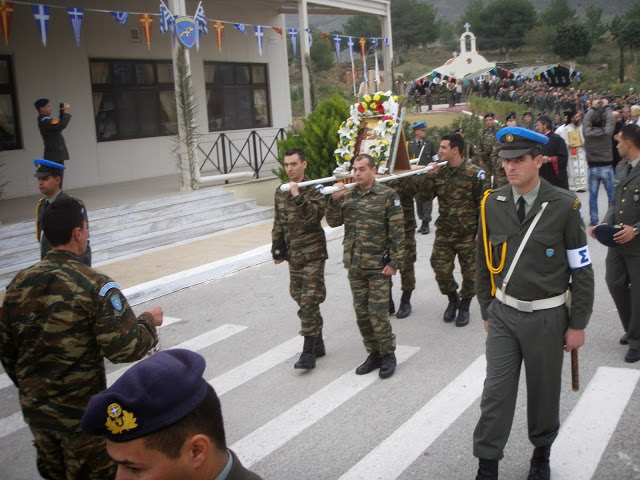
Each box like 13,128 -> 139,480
0,0 -> 392,199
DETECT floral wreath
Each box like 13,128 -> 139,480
334,91 -> 400,174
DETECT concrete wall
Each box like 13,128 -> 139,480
0,0 -> 291,199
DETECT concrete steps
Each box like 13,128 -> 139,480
0,186 -> 273,289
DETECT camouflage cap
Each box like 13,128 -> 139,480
81,349 -> 209,442
495,127 -> 548,159
34,159 -> 65,178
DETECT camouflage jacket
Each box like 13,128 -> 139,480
386,175 -> 420,234
272,178 -> 327,269
479,126 -> 499,161
408,138 -> 437,165
326,182 -> 405,271
0,250 -> 158,432
419,161 -> 486,236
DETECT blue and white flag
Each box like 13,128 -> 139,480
193,1 -> 207,50
234,23 -> 247,36
305,28 -> 312,48
67,7 -> 83,47
371,38 -> 380,88
288,28 -> 297,56
111,12 -> 129,25
383,37 -> 390,47
159,0 -> 175,34
347,37 -> 356,95
254,25 -> 264,56
32,4 -> 50,47
333,35 -> 341,61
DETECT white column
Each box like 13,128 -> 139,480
381,3 -> 393,93
298,0 -> 312,115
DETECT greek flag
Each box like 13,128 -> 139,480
288,28 -> 297,56
234,23 -> 247,36
305,28 -> 312,48
194,2 -> 207,35
384,37 -> 390,47
159,0 -> 174,34
254,25 -> 264,56
111,12 -> 129,25
333,35 -> 341,61
67,8 -> 83,47
31,4 -> 50,47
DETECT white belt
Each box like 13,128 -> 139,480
495,288 -> 567,313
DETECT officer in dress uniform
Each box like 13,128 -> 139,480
35,98 -> 71,186
82,349 -> 263,480
473,127 -> 594,480
34,159 -> 91,266
408,122 -> 438,234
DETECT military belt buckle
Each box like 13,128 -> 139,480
517,300 -> 533,313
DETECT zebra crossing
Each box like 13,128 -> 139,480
1,316 -> 638,480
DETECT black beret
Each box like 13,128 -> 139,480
484,112 -> 494,119
506,111 -> 516,121
594,224 -> 624,247
34,98 -> 49,109
523,111 -> 533,116
495,127 -> 548,159
34,159 -> 65,178
81,349 -> 209,442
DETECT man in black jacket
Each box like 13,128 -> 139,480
35,98 -> 71,185
535,115 -> 569,190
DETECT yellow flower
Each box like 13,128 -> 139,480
373,94 -> 380,101
393,95 -> 398,101
364,95 -> 372,102
372,151 -> 379,157
388,120 -> 394,126
348,120 -> 353,126
349,141 -> 355,147
382,140 -> 389,145
361,102 -> 368,110
345,153 -> 353,160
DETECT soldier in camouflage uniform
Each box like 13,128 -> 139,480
272,148 -> 328,370
408,122 -> 438,234
478,113 -> 499,178
34,159 -> 92,265
386,174 -> 421,318
420,134 -> 486,327
521,111 -> 535,131
0,197 -> 162,480
488,113 -> 518,189
327,154 -> 405,378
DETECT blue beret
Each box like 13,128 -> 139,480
81,349 -> 209,442
34,98 -> 49,109
495,127 -> 548,159
34,159 -> 65,178
594,224 -> 624,247
411,121 -> 427,130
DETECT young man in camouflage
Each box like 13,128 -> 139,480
0,197 -> 163,480
421,134 -> 486,327
327,154 -> 405,378
408,122 -> 438,234
272,148 -> 328,370
478,113 -> 499,173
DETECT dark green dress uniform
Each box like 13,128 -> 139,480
272,179 -> 328,337
36,191 -> 92,266
409,136 -> 438,227
0,250 -> 159,480
420,160 -> 486,300
473,179 -> 594,460
326,182 -> 405,355
603,157 -> 640,352
38,112 -> 71,164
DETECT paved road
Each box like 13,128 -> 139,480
1,192 -> 639,479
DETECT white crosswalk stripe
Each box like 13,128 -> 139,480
231,345 -> 421,469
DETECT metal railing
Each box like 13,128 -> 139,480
198,127 -> 287,179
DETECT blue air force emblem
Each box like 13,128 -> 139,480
175,16 -> 197,48
545,248 -> 554,258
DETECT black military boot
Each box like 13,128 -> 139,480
294,336 -> 316,370
389,293 -> 396,315
355,352 -> 382,375
443,291 -> 459,323
456,297 -> 471,327
379,353 -> 397,378
418,219 -> 428,234
527,446 -> 550,480
314,331 -> 326,358
476,458 -> 499,480
422,222 -> 430,234
396,291 -> 412,318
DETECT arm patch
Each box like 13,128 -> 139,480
566,246 -> 591,269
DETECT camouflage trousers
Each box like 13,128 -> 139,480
348,267 -> 396,355
289,260 -> 326,337
415,196 -> 433,223
31,427 -> 115,480
430,233 -> 477,299
391,233 -> 417,292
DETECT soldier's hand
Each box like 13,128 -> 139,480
288,182 -> 299,197
426,163 -> 440,175
62,103 -> 70,113
564,328 -> 585,352
484,320 -> 489,333
613,225 -> 636,244
273,259 -> 284,265
331,182 -> 347,200
381,265 -> 397,276
145,306 -> 164,326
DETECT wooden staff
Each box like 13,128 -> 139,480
571,349 -> 579,391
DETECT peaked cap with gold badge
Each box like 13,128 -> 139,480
495,126 -> 548,159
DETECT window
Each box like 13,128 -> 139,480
90,59 -> 177,142
0,55 -> 21,151
204,62 -> 271,131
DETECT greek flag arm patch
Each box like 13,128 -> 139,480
566,246 -> 592,269
99,281 -> 121,297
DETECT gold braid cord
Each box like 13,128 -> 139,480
35,198 -> 44,240
480,189 -> 507,296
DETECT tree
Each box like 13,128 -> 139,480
390,0 -> 439,51
474,0 -> 537,57
459,0 -> 485,35
584,6 -> 607,43
538,0 -> 576,27
309,28 -> 334,72
342,15 -> 380,38
274,94 -> 350,181
553,24 -> 592,60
